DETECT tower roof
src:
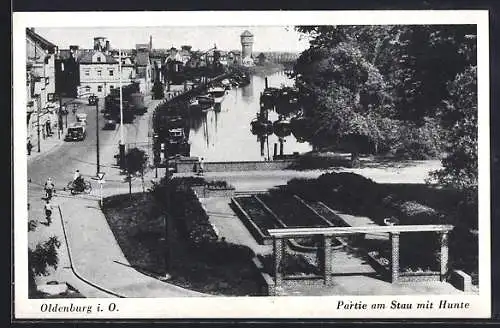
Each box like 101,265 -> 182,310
241,30 -> 253,37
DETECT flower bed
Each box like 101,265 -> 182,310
234,196 -> 281,234
152,177 -> 218,247
258,253 -> 320,277
258,191 -> 330,228
280,172 -> 478,283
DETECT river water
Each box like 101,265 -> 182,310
187,71 -> 313,162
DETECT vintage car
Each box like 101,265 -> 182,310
64,123 -> 86,142
76,113 -> 88,125
103,119 -> 117,130
88,94 -> 98,105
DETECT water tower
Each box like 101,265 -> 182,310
240,30 -> 254,61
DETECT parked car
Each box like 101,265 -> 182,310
88,94 -> 98,105
64,123 -> 86,141
76,113 -> 88,125
103,119 -> 117,130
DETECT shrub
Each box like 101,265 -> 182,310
285,178 -> 322,201
206,180 -> 234,190
392,201 -> 443,225
152,177 -> 218,247
392,118 -> 444,160
317,172 -> 383,213
196,240 -> 255,264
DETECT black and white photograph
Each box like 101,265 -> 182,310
13,10 -> 490,319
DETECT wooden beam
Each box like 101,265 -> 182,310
268,225 -> 454,237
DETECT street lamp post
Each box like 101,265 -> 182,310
119,50 -> 125,167
94,96 -> 100,175
36,94 -> 41,152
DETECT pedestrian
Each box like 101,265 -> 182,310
45,120 -> 51,136
198,157 -> 205,176
44,200 -> 53,224
27,140 -> 33,155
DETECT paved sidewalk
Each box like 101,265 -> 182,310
27,131 -> 66,164
58,196 -> 205,297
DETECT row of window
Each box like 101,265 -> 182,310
84,85 -> 115,93
84,69 -> 114,77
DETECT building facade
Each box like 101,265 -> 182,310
78,50 -> 135,98
26,28 -> 59,143
133,48 -> 153,94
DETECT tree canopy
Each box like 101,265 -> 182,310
293,25 -> 478,181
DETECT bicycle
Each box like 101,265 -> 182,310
65,180 -> 92,195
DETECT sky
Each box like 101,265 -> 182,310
34,26 -> 311,53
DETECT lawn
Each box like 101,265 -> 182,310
102,192 -> 262,296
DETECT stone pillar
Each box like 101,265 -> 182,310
390,232 -> 400,283
323,235 -> 333,285
273,237 -> 284,290
440,232 -> 449,281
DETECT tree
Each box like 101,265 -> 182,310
431,65 -> 477,191
293,25 -> 476,164
124,147 -> 149,194
293,28 -> 392,165
257,52 -> 266,65
28,220 -> 61,297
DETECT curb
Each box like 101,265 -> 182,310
57,204 -> 126,298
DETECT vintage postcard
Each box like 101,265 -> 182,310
13,10 -> 490,319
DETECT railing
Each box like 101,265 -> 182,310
267,225 -> 454,237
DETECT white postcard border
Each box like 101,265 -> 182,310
13,10 -> 491,319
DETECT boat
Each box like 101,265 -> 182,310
276,87 -> 300,115
230,78 -> 239,88
167,128 -> 190,156
251,113 -> 273,135
290,115 -> 313,142
196,94 -> 215,110
207,85 -> 226,103
260,87 -> 279,110
273,115 -> 292,138
238,73 -> 250,86
221,79 -> 232,90
188,98 -> 202,112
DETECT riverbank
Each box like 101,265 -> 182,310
246,63 -> 286,77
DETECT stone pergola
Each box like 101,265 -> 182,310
267,224 -> 454,292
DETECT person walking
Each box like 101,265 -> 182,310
45,120 -> 51,136
198,157 -> 205,176
27,139 -> 33,155
44,200 -> 53,225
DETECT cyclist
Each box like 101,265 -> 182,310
44,177 -> 55,200
73,170 -> 84,191
44,200 -> 53,224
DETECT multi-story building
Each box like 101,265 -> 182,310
227,50 -> 242,65
26,28 -> 59,143
134,48 -> 153,94
78,44 -> 135,98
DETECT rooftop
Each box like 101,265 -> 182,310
79,50 -> 118,64
26,28 -> 56,51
